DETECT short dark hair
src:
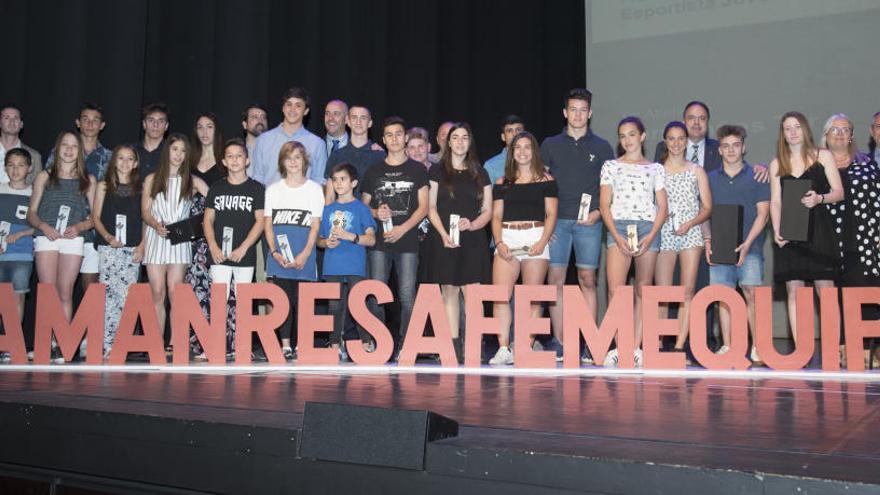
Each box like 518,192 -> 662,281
382,116 -> 406,133
281,87 -> 310,108
330,162 -> 358,182
80,101 -> 104,117
241,102 -> 267,122
683,100 -> 711,121
349,104 -> 371,118
5,148 -> 31,167
142,102 -> 169,121
501,114 -> 524,129
716,124 -> 747,142
223,138 -> 248,157
564,88 -> 592,108
0,104 -> 22,118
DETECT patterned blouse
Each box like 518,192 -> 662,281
826,155 -> 880,277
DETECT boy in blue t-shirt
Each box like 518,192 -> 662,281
0,149 -> 34,363
318,162 -> 376,356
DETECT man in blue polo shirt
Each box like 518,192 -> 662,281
483,115 -> 525,184
706,124 -> 770,365
541,88 -> 615,362
251,87 -> 327,186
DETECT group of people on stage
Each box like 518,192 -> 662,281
0,86 -> 878,367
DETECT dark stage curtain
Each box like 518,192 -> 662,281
0,0 -> 585,161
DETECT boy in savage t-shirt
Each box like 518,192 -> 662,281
203,139 -> 265,358
319,162 -> 376,357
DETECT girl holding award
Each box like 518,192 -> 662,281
599,117 -> 668,367
263,141 -> 324,361
655,121 -> 712,354
28,131 -> 96,343
425,123 -> 492,363
142,134 -> 209,350
769,112 -> 842,345
93,145 -> 144,358
488,132 -> 557,366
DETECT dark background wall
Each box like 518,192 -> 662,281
0,0 -> 585,162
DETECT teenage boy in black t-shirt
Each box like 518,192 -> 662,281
204,139 -> 266,355
361,117 -> 428,357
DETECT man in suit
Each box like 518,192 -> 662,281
654,101 -> 721,170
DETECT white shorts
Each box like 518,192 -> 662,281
33,236 -> 85,256
80,242 -> 99,273
497,226 -> 550,261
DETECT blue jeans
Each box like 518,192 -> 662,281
368,250 -> 419,342
710,253 -> 764,288
0,261 -> 32,293
549,219 -> 602,269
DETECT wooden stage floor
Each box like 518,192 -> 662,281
1,365 -> 879,490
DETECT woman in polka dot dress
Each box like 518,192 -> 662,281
820,113 -> 880,366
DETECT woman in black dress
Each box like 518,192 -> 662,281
188,113 -> 227,359
769,111 -> 843,345
425,122 -> 492,362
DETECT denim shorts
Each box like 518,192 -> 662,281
709,252 -> 764,287
0,261 -> 33,293
549,219 -> 602,269
606,219 -> 661,252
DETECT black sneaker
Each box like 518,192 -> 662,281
251,349 -> 268,363
0,352 -> 11,363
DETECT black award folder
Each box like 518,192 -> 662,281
780,178 -> 812,242
167,214 -> 204,245
710,204 -> 743,265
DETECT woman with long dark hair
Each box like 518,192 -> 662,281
599,116 -> 668,367
142,134 -> 208,349
93,145 -> 144,358
488,132 -> 557,366
424,122 -> 492,362
655,121 -> 712,354
187,114 -> 227,358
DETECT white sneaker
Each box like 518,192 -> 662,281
634,349 -> 644,368
363,341 -> 376,353
716,345 -> 730,356
581,354 -> 594,365
603,348 -> 619,367
0,352 -> 10,363
27,351 -> 34,361
489,346 -> 514,366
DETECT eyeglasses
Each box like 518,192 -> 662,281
828,127 -> 852,136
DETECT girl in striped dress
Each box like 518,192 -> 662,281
142,134 -> 208,342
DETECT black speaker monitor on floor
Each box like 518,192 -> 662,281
299,402 -> 458,471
